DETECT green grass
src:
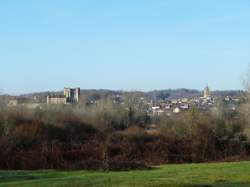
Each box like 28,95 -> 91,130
1,162 -> 250,187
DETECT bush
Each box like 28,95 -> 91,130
0,103 -> 249,170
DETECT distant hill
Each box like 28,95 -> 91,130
14,89 -> 246,103
146,89 -> 201,101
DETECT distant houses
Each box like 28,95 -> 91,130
5,85 -> 242,115
6,87 -> 81,108
7,97 -> 42,109
150,86 -> 213,116
148,85 -> 242,116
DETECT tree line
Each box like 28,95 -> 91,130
0,94 -> 249,171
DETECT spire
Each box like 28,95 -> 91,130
204,85 -> 210,98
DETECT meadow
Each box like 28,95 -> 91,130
1,161 -> 250,187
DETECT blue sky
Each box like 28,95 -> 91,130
0,0 -> 250,94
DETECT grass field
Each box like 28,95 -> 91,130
0,161 -> 250,187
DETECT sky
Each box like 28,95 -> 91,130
0,0 -> 250,95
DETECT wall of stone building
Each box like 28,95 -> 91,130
64,88 -> 70,98
63,88 -> 80,103
8,100 -> 18,106
46,87 -> 80,105
47,96 -> 67,104
75,88 -> 80,102
203,86 -> 211,98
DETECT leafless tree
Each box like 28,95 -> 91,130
242,64 -> 250,92
239,64 -> 250,136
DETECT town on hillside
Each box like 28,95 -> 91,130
2,86 -> 244,116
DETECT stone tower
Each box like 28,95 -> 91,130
203,86 -> 211,98
64,87 -> 80,103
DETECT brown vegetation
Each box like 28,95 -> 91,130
0,100 -> 249,170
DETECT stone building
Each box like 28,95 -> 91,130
8,99 -> 18,106
64,87 -> 80,103
46,95 -> 67,105
203,86 -> 211,98
47,87 -> 80,105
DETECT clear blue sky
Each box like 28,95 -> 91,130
0,0 -> 250,94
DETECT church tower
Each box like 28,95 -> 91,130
203,86 -> 211,98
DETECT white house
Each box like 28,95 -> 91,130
173,107 -> 181,114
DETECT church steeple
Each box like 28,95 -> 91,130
203,85 -> 211,98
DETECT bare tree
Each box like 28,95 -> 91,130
242,64 -> 250,92
239,64 -> 250,136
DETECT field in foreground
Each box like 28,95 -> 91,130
0,162 -> 250,187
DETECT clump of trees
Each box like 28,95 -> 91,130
0,96 -> 249,171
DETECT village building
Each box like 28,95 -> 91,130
47,87 -> 80,105
173,107 -> 181,114
46,95 -> 67,105
203,86 -> 211,99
